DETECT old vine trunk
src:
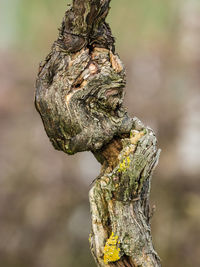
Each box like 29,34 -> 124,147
35,0 -> 161,266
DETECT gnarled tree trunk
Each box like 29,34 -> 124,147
35,1 -> 161,266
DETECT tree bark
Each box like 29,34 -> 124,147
35,1 -> 161,266
89,124 -> 161,267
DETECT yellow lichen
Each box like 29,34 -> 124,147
88,234 -> 92,243
118,156 -> 131,172
130,130 -> 145,145
104,232 -> 121,264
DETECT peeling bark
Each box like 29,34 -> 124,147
35,1 -> 161,266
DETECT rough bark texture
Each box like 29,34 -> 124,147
35,0 -> 132,154
90,125 -> 161,267
35,1 -> 161,266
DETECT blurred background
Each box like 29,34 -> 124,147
0,0 -> 200,266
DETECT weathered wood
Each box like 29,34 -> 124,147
35,1 -> 161,266
90,122 -> 161,266
35,0 -> 132,154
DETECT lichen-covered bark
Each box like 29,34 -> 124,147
89,121 -> 161,267
35,0 -> 132,154
35,1 -> 161,266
